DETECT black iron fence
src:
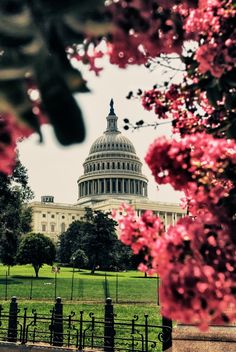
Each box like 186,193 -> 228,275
0,296 -> 172,351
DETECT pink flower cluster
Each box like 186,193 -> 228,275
115,205 -> 236,329
0,83 -> 47,175
106,1 -> 184,68
185,0 -> 236,77
141,84 -> 227,137
145,132 -> 236,189
69,43 -> 104,76
0,112 -> 33,174
114,204 -> 165,274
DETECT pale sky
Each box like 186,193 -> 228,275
18,60 -> 183,205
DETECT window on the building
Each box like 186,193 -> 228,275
42,214 -> 46,218
124,179 -> 128,193
51,215 -> 55,218
112,162 -> 115,169
118,179 -> 122,193
42,224 -> 46,232
61,223 -> 66,232
62,215 -> 65,219
106,179 -> 110,192
101,180 -> 104,193
72,216 -> 75,220
51,224 -> 55,232
112,179 -> 116,193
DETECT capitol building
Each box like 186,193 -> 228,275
30,100 -> 185,241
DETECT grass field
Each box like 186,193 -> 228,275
0,264 -> 164,351
0,264 -> 160,303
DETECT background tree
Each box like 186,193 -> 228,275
81,209 -> 118,274
16,233 -> 56,278
0,159 -> 33,273
58,220 -> 85,264
71,249 -> 88,271
58,208 -> 132,272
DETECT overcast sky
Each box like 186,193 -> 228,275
18,60 -> 183,205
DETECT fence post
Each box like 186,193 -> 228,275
104,297 -> 114,352
115,273 -> 118,303
29,276 -> 33,300
157,275 -> 160,306
52,297 -> 63,347
104,272 -> 108,299
5,272 -> 8,301
162,316 -> 172,351
8,296 -> 18,342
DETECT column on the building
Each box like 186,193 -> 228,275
104,178 -> 107,193
172,212 -> 175,225
93,180 -> 96,194
164,212 -> 168,228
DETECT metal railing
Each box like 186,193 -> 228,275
0,296 -> 172,351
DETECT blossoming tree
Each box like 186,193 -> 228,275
0,0 -> 235,330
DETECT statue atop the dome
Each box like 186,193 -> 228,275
109,98 -> 115,115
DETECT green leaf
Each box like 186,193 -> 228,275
206,86 -> 222,107
225,93 -> 236,110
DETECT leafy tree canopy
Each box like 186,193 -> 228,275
71,249 -> 88,270
58,220 -> 85,264
0,159 -> 33,269
16,233 -> 56,278
58,208 -> 133,273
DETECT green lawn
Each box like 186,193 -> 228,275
0,264 -> 160,303
0,264 -> 164,351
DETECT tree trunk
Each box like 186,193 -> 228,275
90,263 -> 96,274
33,265 -> 40,278
7,265 -> 10,276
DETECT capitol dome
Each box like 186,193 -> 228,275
77,99 -> 148,205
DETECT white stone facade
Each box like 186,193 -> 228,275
30,201 -> 84,242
